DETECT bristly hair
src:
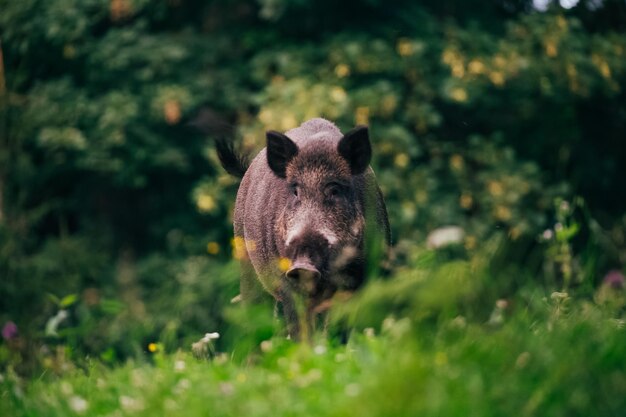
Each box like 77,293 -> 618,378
215,137 -> 250,178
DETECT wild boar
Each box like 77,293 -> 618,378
217,118 -> 390,339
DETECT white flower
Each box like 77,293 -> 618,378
313,345 -> 327,355
120,395 -> 144,411
69,396 -> 88,413
427,226 -> 465,249
174,360 -> 186,372
260,340 -> 273,352
201,332 -> 220,342
542,229 -> 554,240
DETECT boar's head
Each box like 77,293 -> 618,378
266,126 -> 372,307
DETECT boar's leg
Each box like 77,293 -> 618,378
277,288 -> 316,342
239,257 -> 264,302
278,288 -> 300,340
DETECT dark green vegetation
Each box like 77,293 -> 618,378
1,0 -> 625,415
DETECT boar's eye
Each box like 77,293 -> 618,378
325,182 -> 346,199
290,183 -> 299,197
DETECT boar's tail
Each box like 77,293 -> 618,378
215,137 -> 250,178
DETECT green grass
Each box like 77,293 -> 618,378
2,290 -> 625,417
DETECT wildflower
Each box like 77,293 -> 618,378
69,396 -> 88,414
202,332 -> 220,342
260,340 -> 273,353
2,321 -> 18,341
278,257 -> 291,273
355,106 -> 369,125
313,345 -> 327,355
595,270 -> 625,307
551,291 -> 569,301
542,229 -> 554,240
449,87 -> 468,103
603,270 -> 625,289
488,299 -> 508,326
459,193 -> 473,209
174,360 -> 186,372
396,39 -> 414,56
196,194 -> 216,213
426,226 -> 464,249
334,64 -> 350,78
207,241 -> 220,255
220,382 -> 235,395
119,396 -> 144,412
330,87 -> 347,103
450,154 -> 464,171
148,343 -> 158,353
231,236 -> 247,260
192,331 -> 219,359
394,153 -> 409,168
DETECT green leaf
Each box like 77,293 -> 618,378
59,294 -> 78,308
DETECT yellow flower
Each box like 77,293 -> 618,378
450,154 -> 464,171
488,181 -> 504,196
330,87 -> 347,103
148,343 -> 158,353
396,39 -> 413,57
468,59 -> 486,75
231,237 -> 247,260
495,205 -> 512,221
545,41 -> 558,57
394,153 -> 409,168
207,242 -> 220,255
489,71 -> 505,86
278,257 -> 291,273
355,106 -> 369,125
281,114 -> 298,130
335,64 -> 350,78
449,88 -> 468,103
196,194 -> 216,213
459,194 -> 473,210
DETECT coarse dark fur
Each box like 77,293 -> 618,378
218,118 -> 390,339
215,137 -> 250,178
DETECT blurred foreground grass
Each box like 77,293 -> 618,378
2,268 -> 625,417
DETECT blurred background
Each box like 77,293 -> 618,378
1,0 -> 625,373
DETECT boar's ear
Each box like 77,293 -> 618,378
338,126 -> 371,175
267,131 -> 298,178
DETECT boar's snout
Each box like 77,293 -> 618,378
286,259 -> 321,294
286,260 -> 321,281
286,264 -> 321,282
